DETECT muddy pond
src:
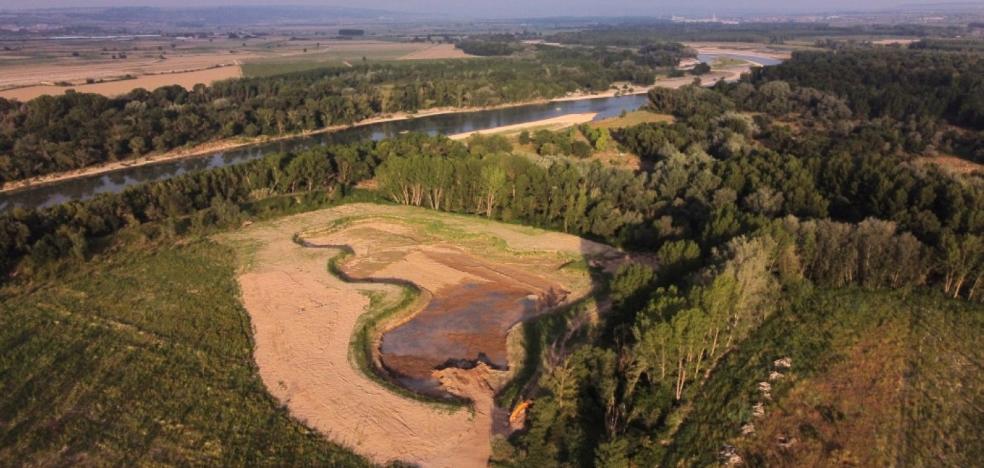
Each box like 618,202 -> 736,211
350,247 -> 569,400
380,281 -> 542,397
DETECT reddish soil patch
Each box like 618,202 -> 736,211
919,154 -> 984,175
737,322 -> 907,466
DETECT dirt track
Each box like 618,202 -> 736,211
218,204 -> 617,467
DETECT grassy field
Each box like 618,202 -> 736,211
661,288 -> 984,467
0,241 -> 368,466
590,110 -> 674,129
241,58 -> 348,78
240,42 -> 467,78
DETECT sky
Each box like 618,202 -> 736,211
1,0 -> 971,17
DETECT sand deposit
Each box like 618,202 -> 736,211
218,204 -> 618,467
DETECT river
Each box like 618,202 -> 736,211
0,94 -> 649,211
697,53 -> 782,66
0,51 -> 783,212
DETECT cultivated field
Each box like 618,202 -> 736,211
398,43 -> 473,60
217,203 -> 618,466
0,36 -> 473,99
241,41 -> 473,77
0,66 -> 242,101
0,35 -> 254,99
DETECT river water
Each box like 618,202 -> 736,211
697,53 -> 782,66
0,52 -> 782,212
0,94 -> 649,212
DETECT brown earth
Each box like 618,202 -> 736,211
736,322 -> 908,466
917,154 -> 984,176
217,204 -> 618,467
0,39 -> 253,93
0,37 -> 459,100
399,43 -> 474,60
0,66 -> 242,101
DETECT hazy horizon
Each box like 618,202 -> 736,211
1,0 -> 977,18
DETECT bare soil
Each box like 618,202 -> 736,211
0,66 -> 241,101
217,204 -> 618,467
872,39 -> 919,46
917,154 -> 984,175
399,43 -> 474,60
736,322 -> 908,466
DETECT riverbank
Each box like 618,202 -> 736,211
448,112 -> 598,140
0,92 -> 646,196
1,47 -> 792,197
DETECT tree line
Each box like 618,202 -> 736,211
0,141 -> 377,274
748,49 -> 984,130
0,44 -> 690,184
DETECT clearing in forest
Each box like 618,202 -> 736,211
217,203 -> 618,467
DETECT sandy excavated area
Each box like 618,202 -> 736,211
449,113 -> 598,140
218,204 -> 618,467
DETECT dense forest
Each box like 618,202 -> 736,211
0,43 -> 691,184
1,40 -> 982,466
749,49 -> 984,129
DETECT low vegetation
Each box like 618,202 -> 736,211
0,241 -> 369,466
663,289 -> 983,466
